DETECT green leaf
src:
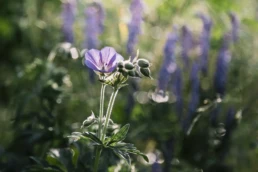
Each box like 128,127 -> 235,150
83,132 -> 103,145
70,145 -> 79,168
46,154 -> 67,172
107,124 -> 130,145
113,149 -> 131,166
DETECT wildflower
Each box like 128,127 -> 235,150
173,68 -> 183,120
157,27 -> 178,92
127,0 -> 144,57
85,47 -> 124,74
229,12 -> 240,43
85,2 -> 105,49
214,33 -> 231,96
181,26 -> 193,68
62,0 -> 76,43
184,63 -> 200,131
197,13 -> 213,74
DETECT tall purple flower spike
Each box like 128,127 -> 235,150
197,14 -> 213,75
181,26 -> 193,68
157,27 -> 178,92
214,33 -> 232,96
62,0 -> 76,43
173,67 -> 183,120
85,47 -> 124,73
85,2 -> 105,81
184,63 -> 200,132
229,12 -> 240,43
85,2 -> 105,49
127,0 -> 144,57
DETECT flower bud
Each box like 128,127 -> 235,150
128,70 -> 136,77
140,68 -> 152,78
124,62 -> 135,70
117,61 -> 124,68
82,112 -> 96,128
137,59 -> 150,68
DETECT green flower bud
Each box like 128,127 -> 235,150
124,62 -> 134,70
137,59 -> 150,68
82,112 -> 96,128
128,70 -> 136,77
117,61 -> 124,68
140,68 -> 152,78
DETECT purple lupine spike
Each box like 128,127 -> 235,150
62,0 -> 76,43
157,28 -> 178,92
173,68 -> 183,120
229,12 -> 240,43
127,0 -> 144,57
152,162 -> 162,172
214,33 -> 232,96
197,14 -> 213,75
225,107 -> 235,130
85,2 -> 105,82
85,2 -> 105,49
184,63 -> 200,131
181,26 -> 193,68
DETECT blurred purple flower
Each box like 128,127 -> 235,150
85,2 -> 105,49
62,0 -> 76,43
184,63 -> 200,131
173,68 -> 183,120
127,0 -> 144,57
197,14 -> 213,74
225,107 -> 236,129
152,162 -> 162,172
229,12 -> 240,43
85,47 -> 123,73
157,28 -> 178,92
181,26 -> 193,68
84,2 -> 105,81
214,33 -> 232,96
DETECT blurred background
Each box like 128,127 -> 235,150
1,0 -> 258,171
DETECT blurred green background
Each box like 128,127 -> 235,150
1,0 -> 258,171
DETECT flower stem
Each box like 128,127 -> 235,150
97,84 -> 106,138
101,88 -> 119,141
93,146 -> 102,172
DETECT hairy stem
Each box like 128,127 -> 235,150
93,146 -> 102,172
101,89 -> 119,141
97,84 -> 106,138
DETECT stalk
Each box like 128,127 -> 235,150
93,147 -> 102,172
101,88 -> 119,141
97,84 -> 106,138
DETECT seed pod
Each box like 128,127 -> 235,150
118,68 -> 128,76
137,59 -> 150,68
117,61 -> 124,68
128,70 -> 136,77
140,68 -> 151,78
124,62 -> 135,70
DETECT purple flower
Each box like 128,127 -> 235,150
197,14 -> 213,74
184,63 -> 200,131
85,2 -> 105,49
127,0 -> 144,57
62,0 -> 76,43
173,68 -> 183,120
85,47 -> 124,73
229,12 -> 240,43
214,33 -> 232,96
157,28 -> 178,92
181,26 -> 193,68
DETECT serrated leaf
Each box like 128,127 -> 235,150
107,124 -> 130,145
83,132 -> 102,145
70,145 -> 79,168
113,149 -> 131,166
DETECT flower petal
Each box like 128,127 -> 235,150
100,47 -> 116,64
85,59 -> 100,71
86,49 -> 101,66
